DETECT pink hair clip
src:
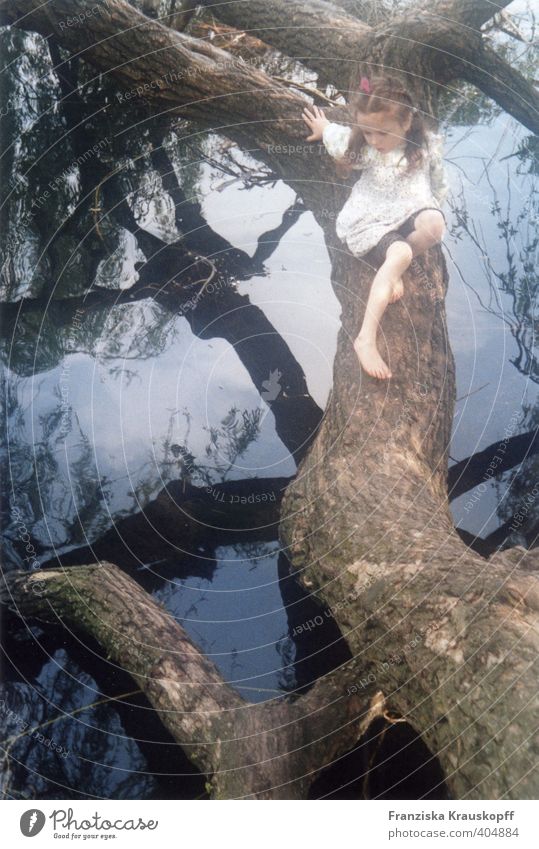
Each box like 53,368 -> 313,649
359,76 -> 371,94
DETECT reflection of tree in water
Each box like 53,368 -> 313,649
1,0 -> 538,801
1,0 -> 536,565
165,406 -> 264,486
3,390 -> 113,556
439,4 -> 537,129
2,299 -> 183,377
0,30 -> 72,301
2,301 -> 184,562
0,24 -> 276,304
446,142 -> 538,381
1,641 -> 201,799
4,383 -> 271,567
439,6 -> 538,380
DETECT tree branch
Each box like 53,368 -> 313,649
187,17 -> 286,65
332,0 -> 396,25
486,9 -> 534,43
0,1 -> 302,141
351,5 -> 539,133
1,564 -> 242,777
423,0 -> 516,29
457,42 -> 539,134
0,0 -> 348,210
1,563 -> 385,798
190,0 -> 372,89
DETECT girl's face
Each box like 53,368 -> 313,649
356,107 -> 412,154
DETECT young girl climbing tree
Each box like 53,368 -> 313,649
303,74 -> 449,380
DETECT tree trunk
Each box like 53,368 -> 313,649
279,245 -> 539,799
2,0 -> 538,799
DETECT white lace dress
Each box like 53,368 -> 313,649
322,122 -> 449,257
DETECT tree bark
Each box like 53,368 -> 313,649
278,246 -> 539,799
1,565 -> 386,799
2,0 -> 539,800
422,0 -> 515,29
189,0 -> 371,88
188,0 -> 539,131
458,42 -> 539,133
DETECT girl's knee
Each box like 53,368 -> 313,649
386,240 -> 413,263
432,211 -> 446,241
417,209 -> 445,242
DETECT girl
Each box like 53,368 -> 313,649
302,74 -> 448,380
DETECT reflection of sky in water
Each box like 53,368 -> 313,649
151,542 -> 292,702
196,154 -> 340,409
8,301 -> 298,550
235,215 -> 339,411
4,111 -> 537,555
1,9 -> 537,801
3,649 -> 157,799
443,118 -> 538,538
5,150 -> 341,557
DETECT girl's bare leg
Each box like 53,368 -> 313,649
405,209 -> 445,257
354,240 -> 413,379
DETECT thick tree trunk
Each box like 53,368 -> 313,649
2,0 -> 538,800
279,245 -> 539,799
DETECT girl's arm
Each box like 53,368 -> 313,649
303,106 -> 360,166
427,131 -> 450,205
302,106 -> 363,169
322,122 -> 353,161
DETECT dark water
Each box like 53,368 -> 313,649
1,6 -> 537,800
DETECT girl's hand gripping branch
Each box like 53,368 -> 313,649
302,105 -> 330,141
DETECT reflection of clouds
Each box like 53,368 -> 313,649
131,168 -> 181,244
5,303 -> 295,561
194,145 -> 339,411
446,294 -> 504,354
159,321 -> 296,475
237,228 -> 339,410
94,229 -> 144,291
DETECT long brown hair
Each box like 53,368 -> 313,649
335,74 -> 428,178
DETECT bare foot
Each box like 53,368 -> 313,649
354,334 -> 392,379
352,241 -> 410,380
